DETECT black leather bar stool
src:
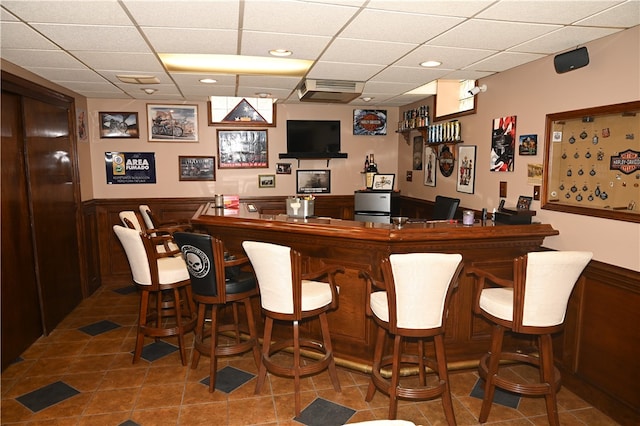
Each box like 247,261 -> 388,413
173,232 -> 260,392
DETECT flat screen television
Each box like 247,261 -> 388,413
283,120 -> 345,158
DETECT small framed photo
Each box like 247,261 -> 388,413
276,162 -> 292,174
258,174 -> 275,188
178,156 -> 215,181
371,173 -> 395,191
457,145 -> 477,194
147,104 -> 198,142
519,134 -> 537,155
517,195 -> 533,210
297,169 -> 331,194
99,112 -> 139,138
424,146 -> 437,187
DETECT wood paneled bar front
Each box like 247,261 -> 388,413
191,202 -> 559,370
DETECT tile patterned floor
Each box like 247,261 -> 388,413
1,283 -> 620,425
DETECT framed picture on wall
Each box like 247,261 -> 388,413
147,104 -> 198,142
297,169 -> 331,194
99,112 -> 139,138
178,156 -> 215,181
217,129 -> 268,168
424,146 -> 437,187
457,145 -> 476,194
353,109 -> 387,135
258,174 -> 275,188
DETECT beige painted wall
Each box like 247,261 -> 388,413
86,100 -> 400,199
397,26 -> 640,271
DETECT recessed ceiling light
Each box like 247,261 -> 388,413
269,49 -> 292,57
141,88 -> 157,95
255,92 -> 272,98
199,78 -> 218,84
361,97 -> 373,102
420,60 -> 442,68
160,54 -> 312,76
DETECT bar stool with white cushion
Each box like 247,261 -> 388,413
113,225 -> 196,365
242,240 -> 344,416
362,252 -> 463,422
467,251 -> 592,426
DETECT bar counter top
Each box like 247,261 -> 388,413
190,202 -> 559,370
192,202 -> 558,243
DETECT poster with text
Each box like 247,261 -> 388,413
105,152 -> 156,184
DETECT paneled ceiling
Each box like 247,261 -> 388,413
1,0 -> 638,106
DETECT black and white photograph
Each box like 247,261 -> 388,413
296,169 -> 331,194
178,156 -> 215,181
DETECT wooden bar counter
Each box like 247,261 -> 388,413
191,202 -> 559,372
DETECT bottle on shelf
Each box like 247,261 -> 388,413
364,155 -> 369,173
365,154 -> 378,189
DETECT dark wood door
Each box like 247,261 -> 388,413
22,97 -> 83,332
1,92 -> 43,370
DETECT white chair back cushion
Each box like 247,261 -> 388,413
385,253 -> 462,329
113,225 -> 151,285
522,251 -> 592,327
243,241 -> 295,313
113,225 -> 189,286
119,210 -> 143,231
139,204 -> 154,229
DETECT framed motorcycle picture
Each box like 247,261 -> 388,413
99,112 -> 139,138
147,104 -> 198,142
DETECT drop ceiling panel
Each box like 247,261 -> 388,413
307,62 -> 385,81
1,0 -> 132,25
122,0 -> 240,29
576,1 -> 640,27
31,24 -> 151,52
365,0 -> 494,17
476,0 -> 624,25
395,45 -> 496,69
141,27 -> 238,55
1,49 -> 86,69
513,26 -> 621,54
431,20 -> 562,50
71,52 -> 165,72
470,52 -> 547,73
25,67 -> 110,83
371,66 -> 449,84
339,9 -> 465,43
0,22 -> 59,49
319,38 -> 417,65
242,1 -> 358,36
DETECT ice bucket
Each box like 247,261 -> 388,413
286,197 -> 315,218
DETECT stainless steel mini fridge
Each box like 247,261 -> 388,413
354,190 -> 399,223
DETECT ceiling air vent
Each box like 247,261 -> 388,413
298,79 -> 364,103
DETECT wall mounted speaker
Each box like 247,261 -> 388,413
554,47 -> 589,74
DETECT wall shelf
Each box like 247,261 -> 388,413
278,152 -> 348,167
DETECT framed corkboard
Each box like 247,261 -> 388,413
543,101 -> 640,223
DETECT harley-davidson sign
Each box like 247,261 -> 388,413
610,149 -> 640,174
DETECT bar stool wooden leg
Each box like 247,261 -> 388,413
319,312 -> 341,392
479,324 -> 505,423
540,334 -> 560,426
366,326 -> 386,402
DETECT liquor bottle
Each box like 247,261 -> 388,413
365,154 -> 378,189
364,155 -> 369,173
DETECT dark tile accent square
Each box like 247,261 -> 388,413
137,341 -> 178,362
114,285 -> 137,295
200,366 -> 255,393
470,378 -> 520,409
16,381 -> 80,413
294,397 -> 355,426
79,320 -> 121,336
